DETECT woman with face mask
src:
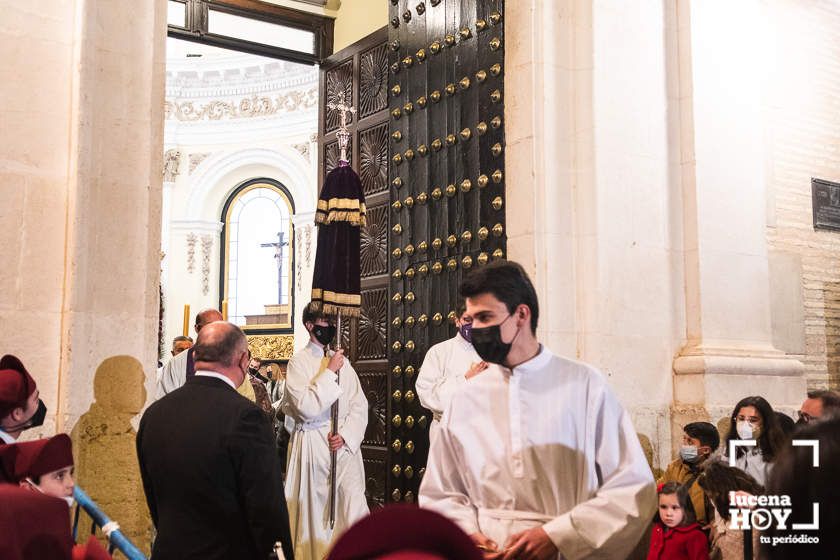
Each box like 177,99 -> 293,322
723,396 -> 787,486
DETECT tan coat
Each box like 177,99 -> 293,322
658,459 -> 712,525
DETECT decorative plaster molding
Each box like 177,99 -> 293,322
304,225 -> 312,269
171,220 -> 224,235
292,142 -> 310,162
201,235 -> 213,295
163,149 -> 181,182
185,148 -> 316,220
164,89 -> 317,122
186,233 -> 197,273
189,152 -> 210,174
166,60 -> 316,97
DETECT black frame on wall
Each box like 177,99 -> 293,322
167,0 -> 335,64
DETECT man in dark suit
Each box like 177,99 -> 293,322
137,321 -> 294,560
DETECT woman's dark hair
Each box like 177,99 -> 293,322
459,260 -> 539,333
724,396 -> 787,461
762,416 -> 840,559
697,460 -> 764,521
655,481 -> 697,526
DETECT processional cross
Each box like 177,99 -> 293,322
260,232 -> 289,304
326,91 -> 355,164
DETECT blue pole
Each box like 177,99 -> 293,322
73,486 -> 147,560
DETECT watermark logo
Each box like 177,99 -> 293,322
728,439 -> 820,546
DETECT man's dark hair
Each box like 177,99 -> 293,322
193,324 -> 246,367
684,421 -> 720,452
807,389 -> 840,414
459,260 -> 539,332
172,335 -> 193,345
302,301 -> 328,327
655,481 -> 697,526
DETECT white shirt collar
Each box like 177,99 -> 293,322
0,428 -> 15,444
503,344 -> 551,375
306,340 -> 327,356
195,370 -> 237,390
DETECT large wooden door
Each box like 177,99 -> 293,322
319,27 -> 392,509
386,0 -> 506,505
318,0 -> 505,507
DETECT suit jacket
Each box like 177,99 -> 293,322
137,374 -> 294,560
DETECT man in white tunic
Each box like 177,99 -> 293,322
282,302 -> 369,559
419,261 -> 656,560
156,308 -> 222,399
416,300 -> 490,445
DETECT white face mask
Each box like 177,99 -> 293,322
26,477 -> 74,507
679,445 -> 699,463
736,420 -> 756,440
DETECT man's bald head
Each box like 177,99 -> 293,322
194,322 -> 246,365
195,309 -> 224,334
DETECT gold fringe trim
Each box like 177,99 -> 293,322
315,210 -> 367,226
316,199 -> 367,226
322,303 -> 361,317
309,297 -> 361,318
311,289 -> 361,306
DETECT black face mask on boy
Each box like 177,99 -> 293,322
469,314 -> 519,365
311,324 -> 336,347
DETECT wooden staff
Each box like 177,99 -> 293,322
328,311 -> 340,529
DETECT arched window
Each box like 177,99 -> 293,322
221,179 -> 295,331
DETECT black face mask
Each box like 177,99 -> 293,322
5,399 -> 47,432
470,314 -> 518,365
312,325 -> 336,347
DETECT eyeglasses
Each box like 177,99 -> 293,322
797,411 -> 813,424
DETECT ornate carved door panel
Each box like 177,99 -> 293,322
387,0 -> 506,504
319,27 -> 391,509
317,0 -> 505,508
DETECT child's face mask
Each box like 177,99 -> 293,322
679,445 -> 699,463
25,477 -> 75,507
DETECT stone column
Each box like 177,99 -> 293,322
0,0 -> 167,434
673,0 -> 804,424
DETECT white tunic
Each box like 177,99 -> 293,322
156,349 -> 189,399
416,332 -> 486,445
419,346 -> 656,560
282,342 -> 369,560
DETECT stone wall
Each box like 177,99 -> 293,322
765,0 -> 840,390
